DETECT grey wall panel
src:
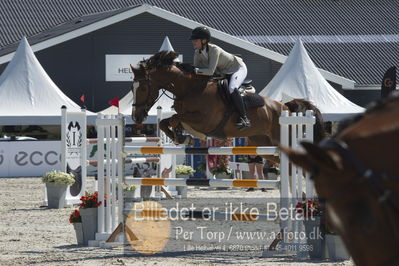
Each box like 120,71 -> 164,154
0,12 -> 379,111
29,13 -> 278,111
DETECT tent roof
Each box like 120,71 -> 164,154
0,37 -> 95,124
259,39 -> 364,121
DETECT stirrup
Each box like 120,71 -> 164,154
236,117 -> 251,129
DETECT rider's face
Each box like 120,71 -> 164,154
192,39 -> 204,50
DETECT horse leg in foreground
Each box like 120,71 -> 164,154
161,113 -> 209,145
159,118 -> 176,141
159,117 -> 193,145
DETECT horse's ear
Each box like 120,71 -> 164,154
164,51 -> 179,65
130,64 -> 138,74
279,145 -> 313,172
300,141 -> 342,170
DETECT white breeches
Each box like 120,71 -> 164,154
228,63 -> 248,93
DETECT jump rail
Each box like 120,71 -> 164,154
94,110 -> 316,252
87,137 -> 160,144
124,146 -> 279,156
125,177 -> 279,189
88,157 -> 160,166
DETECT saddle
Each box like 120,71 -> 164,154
216,77 -> 265,110
206,77 -> 265,139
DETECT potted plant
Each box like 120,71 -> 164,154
325,222 -> 350,260
42,170 -> 75,209
209,155 -> 232,179
176,165 -> 195,178
124,184 -> 137,199
69,209 -> 84,245
79,191 -> 102,245
175,165 -> 195,198
296,199 -> 326,259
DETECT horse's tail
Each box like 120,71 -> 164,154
284,99 -> 325,143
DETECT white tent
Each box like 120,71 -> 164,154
101,36 -> 178,123
259,39 -> 364,121
0,37 -> 95,125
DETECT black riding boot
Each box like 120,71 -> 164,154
231,88 -> 251,129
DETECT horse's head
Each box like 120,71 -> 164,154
281,94 -> 399,265
130,51 -> 180,124
130,64 -> 158,124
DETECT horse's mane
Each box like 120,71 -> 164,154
139,50 -> 179,70
336,91 -> 399,136
139,51 -> 196,74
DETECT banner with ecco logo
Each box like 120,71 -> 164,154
0,141 -> 61,177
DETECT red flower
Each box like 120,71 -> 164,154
295,199 -> 323,218
79,191 -> 102,209
69,209 -> 82,223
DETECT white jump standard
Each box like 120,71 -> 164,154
93,111 -> 316,254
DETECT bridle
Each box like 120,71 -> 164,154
132,68 -> 177,111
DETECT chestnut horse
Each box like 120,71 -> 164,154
130,51 -> 324,163
282,94 -> 399,265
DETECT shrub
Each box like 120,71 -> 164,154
41,170 -> 75,185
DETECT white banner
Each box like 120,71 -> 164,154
62,111 -> 87,204
0,141 -> 61,177
105,54 -> 183,81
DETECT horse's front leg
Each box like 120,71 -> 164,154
159,116 -> 192,145
169,112 -> 206,145
159,118 -> 176,141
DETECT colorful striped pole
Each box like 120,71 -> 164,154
124,146 -> 279,156
87,157 -> 160,166
125,177 -> 279,189
87,136 -> 160,144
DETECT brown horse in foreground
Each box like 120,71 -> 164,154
282,94 -> 399,265
130,51 -> 324,163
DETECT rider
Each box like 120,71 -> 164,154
190,26 -> 251,129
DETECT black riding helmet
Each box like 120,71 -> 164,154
189,27 -> 211,40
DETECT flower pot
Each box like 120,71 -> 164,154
176,174 -> 189,179
73,222 -> 85,245
124,190 -> 136,199
176,186 -> 188,198
79,207 -> 98,245
303,217 -> 326,259
140,185 -> 152,200
215,172 -> 231,179
175,175 -> 188,198
46,182 -> 68,209
326,234 -> 350,260
215,173 -> 231,190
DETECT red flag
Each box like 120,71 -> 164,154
80,94 -> 85,103
108,97 -> 120,108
